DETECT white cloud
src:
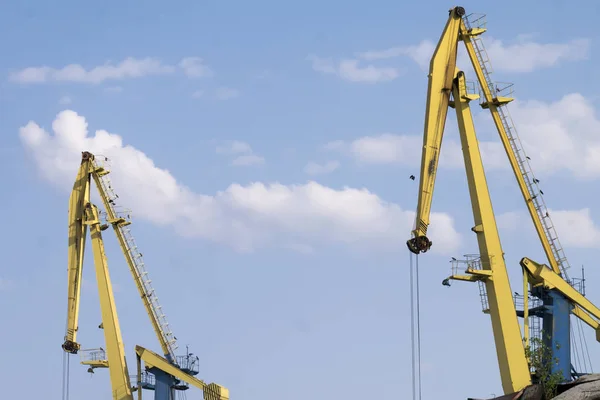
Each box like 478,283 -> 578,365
284,243 -> 315,254
216,140 -> 253,155
498,93 -> 600,179
59,96 -> 72,105
10,56 -> 216,84
304,161 -> 340,175
549,209 -> 600,248
483,37 -> 589,73
192,90 -> 204,98
10,57 -> 177,84
497,209 -> 600,249
19,110 -> 461,254
216,140 -> 264,167
231,154 -> 265,166
307,55 -> 400,83
324,93 -> 600,179
357,40 -> 435,71
324,133 -> 506,171
496,211 -> 521,233
215,87 -> 240,100
321,140 -> 345,151
104,86 -> 123,93
358,36 -> 589,73
178,57 -> 213,78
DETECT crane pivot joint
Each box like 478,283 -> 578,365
453,6 -> 465,17
62,340 -> 81,354
406,235 -> 432,254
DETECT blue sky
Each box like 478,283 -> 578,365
1,0 -> 600,399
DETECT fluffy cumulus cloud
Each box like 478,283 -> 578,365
497,209 -> 600,249
356,41 -> 435,71
481,36 -> 589,73
324,133 -> 506,171
10,56 -> 213,84
357,36 -> 589,73
549,209 -> 600,248
178,57 -> 213,78
307,55 -> 400,84
19,111 -> 461,254
215,140 -> 265,166
324,93 -> 600,180
505,93 -> 600,179
304,161 -> 340,175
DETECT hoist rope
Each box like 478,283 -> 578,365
571,323 -> 582,374
575,317 -> 592,373
62,310 -> 71,400
62,351 -> 71,400
409,252 -> 422,400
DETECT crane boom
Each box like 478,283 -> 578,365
406,6 -> 462,254
63,156 -> 91,353
63,152 -> 134,399
407,7 -> 571,278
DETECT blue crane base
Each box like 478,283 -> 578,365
148,367 -> 189,400
150,368 -> 174,400
530,287 -> 573,382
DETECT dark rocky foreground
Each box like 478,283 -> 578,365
467,374 -> 600,400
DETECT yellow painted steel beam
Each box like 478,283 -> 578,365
87,203 -> 134,399
522,257 -> 600,342
453,71 -> 531,393
135,345 -> 229,400
63,154 -> 93,354
407,6 -> 464,254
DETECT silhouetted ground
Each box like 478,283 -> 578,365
468,375 -> 600,400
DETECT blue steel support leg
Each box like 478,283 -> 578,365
542,290 -> 572,381
151,368 -> 175,400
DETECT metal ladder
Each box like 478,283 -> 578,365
463,14 -> 571,279
93,158 -> 179,360
477,280 -> 490,314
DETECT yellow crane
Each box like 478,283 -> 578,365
62,151 -> 228,400
406,6 -> 600,396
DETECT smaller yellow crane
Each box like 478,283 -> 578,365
62,151 -> 228,400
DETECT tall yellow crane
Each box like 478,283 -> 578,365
406,6 -> 600,396
62,151 -> 228,400
405,8 -> 531,391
